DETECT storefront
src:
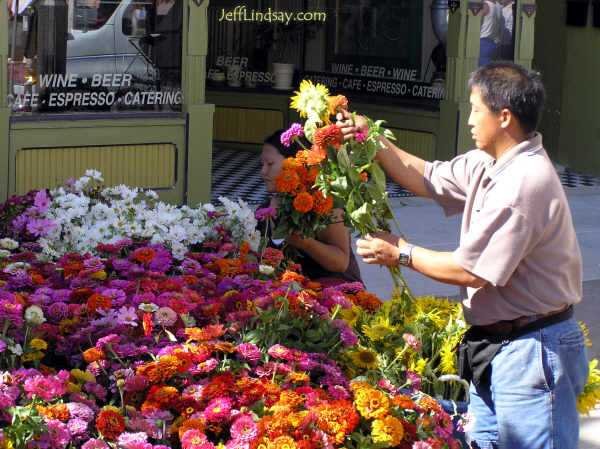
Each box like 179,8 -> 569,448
205,0 -> 527,164
9,1 -> 583,206
1,0 -> 214,205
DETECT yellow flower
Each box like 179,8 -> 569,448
362,323 -> 391,341
70,369 -> 95,384
28,338 -> 47,351
290,79 -> 330,124
371,414 -> 404,446
68,381 -> 82,393
21,351 -> 44,362
578,321 -> 592,346
0,436 -> 15,449
577,359 -> 600,415
354,388 -> 390,419
340,305 -> 361,328
90,270 -> 107,280
409,357 -> 429,375
350,348 -> 379,370
440,338 -> 457,374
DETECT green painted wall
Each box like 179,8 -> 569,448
536,2 -> 600,175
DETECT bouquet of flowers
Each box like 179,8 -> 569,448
284,80 -> 410,293
268,140 -> 337,246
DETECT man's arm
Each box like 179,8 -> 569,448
336,111 -> 431,198
356,233 -> 488,288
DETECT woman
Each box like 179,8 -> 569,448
259,129 -> 363,285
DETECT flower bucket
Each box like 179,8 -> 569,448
272,62 -> 295,90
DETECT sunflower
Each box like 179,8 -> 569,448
362,323 -> 392,341
440,337 -> 458,374
350,348 -> 379,370
340,305 -> 361,327
290,79 -> 330,124
577,359 -> 600,415
579,321 -> 592,346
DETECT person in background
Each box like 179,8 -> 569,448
337,61 -> 588,448
499,0 -> 515,60
479,0 -> 503,66
259,129 -> 363,285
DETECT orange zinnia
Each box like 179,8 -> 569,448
281,157 -> 300,171
293,192 -> 314,213
312,191 -> 333,216
275,170 -> 301,194
87,293 -> 111,312
359,172 -> 368,181
134,248 -> 156,264
306,146 -> 327,165
313,124 -> 343,151
305,167 -> 320,185
327,94 -> 348,115
83,347 -> 105,363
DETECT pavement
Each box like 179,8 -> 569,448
351,186 -> 600,449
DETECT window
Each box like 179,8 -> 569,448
7,0 -> 183,114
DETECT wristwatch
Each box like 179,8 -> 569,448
398,243 -> 414,266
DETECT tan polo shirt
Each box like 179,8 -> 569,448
424,133 -> 582,325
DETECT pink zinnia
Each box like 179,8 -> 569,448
236,343 -> 262,364
46,419 -> 71,448
403,333 -> 421,351
267,344 -> 290,360
229,414 -> 258,442
82,439 -> 110,449
353,127 -> 369,143
192,358 -> 218,374
411,442 -> 433,449
124,375 -> 149,393
23,370 -> 69,401
254,207 -> 276,221
117,431 -> 148,449
280,123 -> 304,147
154,306 -> 178,327
203,397 -> 233,422
181,429 -> 208,449
225,439 -> 250,449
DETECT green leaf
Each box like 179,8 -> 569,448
369,162 -> 387,192
350,203 -> 373,230
337,146 -> 351,173
165,329 -> 178,342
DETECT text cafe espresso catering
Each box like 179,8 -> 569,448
9,73 -> 183,109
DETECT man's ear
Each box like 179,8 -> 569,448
499,108 -> 513,129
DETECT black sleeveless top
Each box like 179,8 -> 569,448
256,200 -> 363,284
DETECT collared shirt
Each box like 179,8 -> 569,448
424,133 -> 582,325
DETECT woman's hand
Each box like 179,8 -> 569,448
356,233 -> 405,267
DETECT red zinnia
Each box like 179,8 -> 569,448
293,191 -> 314,213
96,408 -> 125,440
87,293 -> 112,312
134,248 -> 156,264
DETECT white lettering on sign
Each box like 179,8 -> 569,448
215,56 -> 249,68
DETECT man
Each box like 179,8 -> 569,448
337,61 -> 589,448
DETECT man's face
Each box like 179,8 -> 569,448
468,88 -> 503,156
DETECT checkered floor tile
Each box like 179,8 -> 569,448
210,146 -> 600,205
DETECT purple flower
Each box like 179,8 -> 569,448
280,123 -> 304,147
45,419 -> 71,448
66,402 -> 95,422
45,302 -> 69,323
84,381 -> 107,401
34,189 -> 50,212
67,418 -> 90,442
111,258 -> 133,271
340,328 -> 358,347
0,340 -> 7,353
254,207 -> 276,221
406,370 -> 422,393
26,218 -> 56,237
83,257 -> 105,271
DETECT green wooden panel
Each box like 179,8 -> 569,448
9,119 -> 187,205
186,103 -> 216,206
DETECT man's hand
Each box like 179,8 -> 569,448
336,110 -> 368,143
356,233 -> 406,267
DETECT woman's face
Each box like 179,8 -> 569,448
261,144 -> 285,193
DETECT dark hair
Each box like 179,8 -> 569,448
264,129 -> 305,158
468,61 -> 546,133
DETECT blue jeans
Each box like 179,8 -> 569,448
467,317 -> 589,449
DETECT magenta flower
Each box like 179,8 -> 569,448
46,419 -> 71,448
236,343 -> 262,364
23,370 -> 69,401
203,397 -> 233,422
117,431 -> 148,449
225,439 -> 250,449
124,375 -> 149,393
267,344 -> 290,360
280,123 -> 304,147
403,333 -> 421,351
254,207 -> 276,221
354,127 -> 369,143
25,218 -> 56,237
229,414 -> 258,442
181,429 -> 208,449
81,439 -> 110,449
406,370 -> 422,393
